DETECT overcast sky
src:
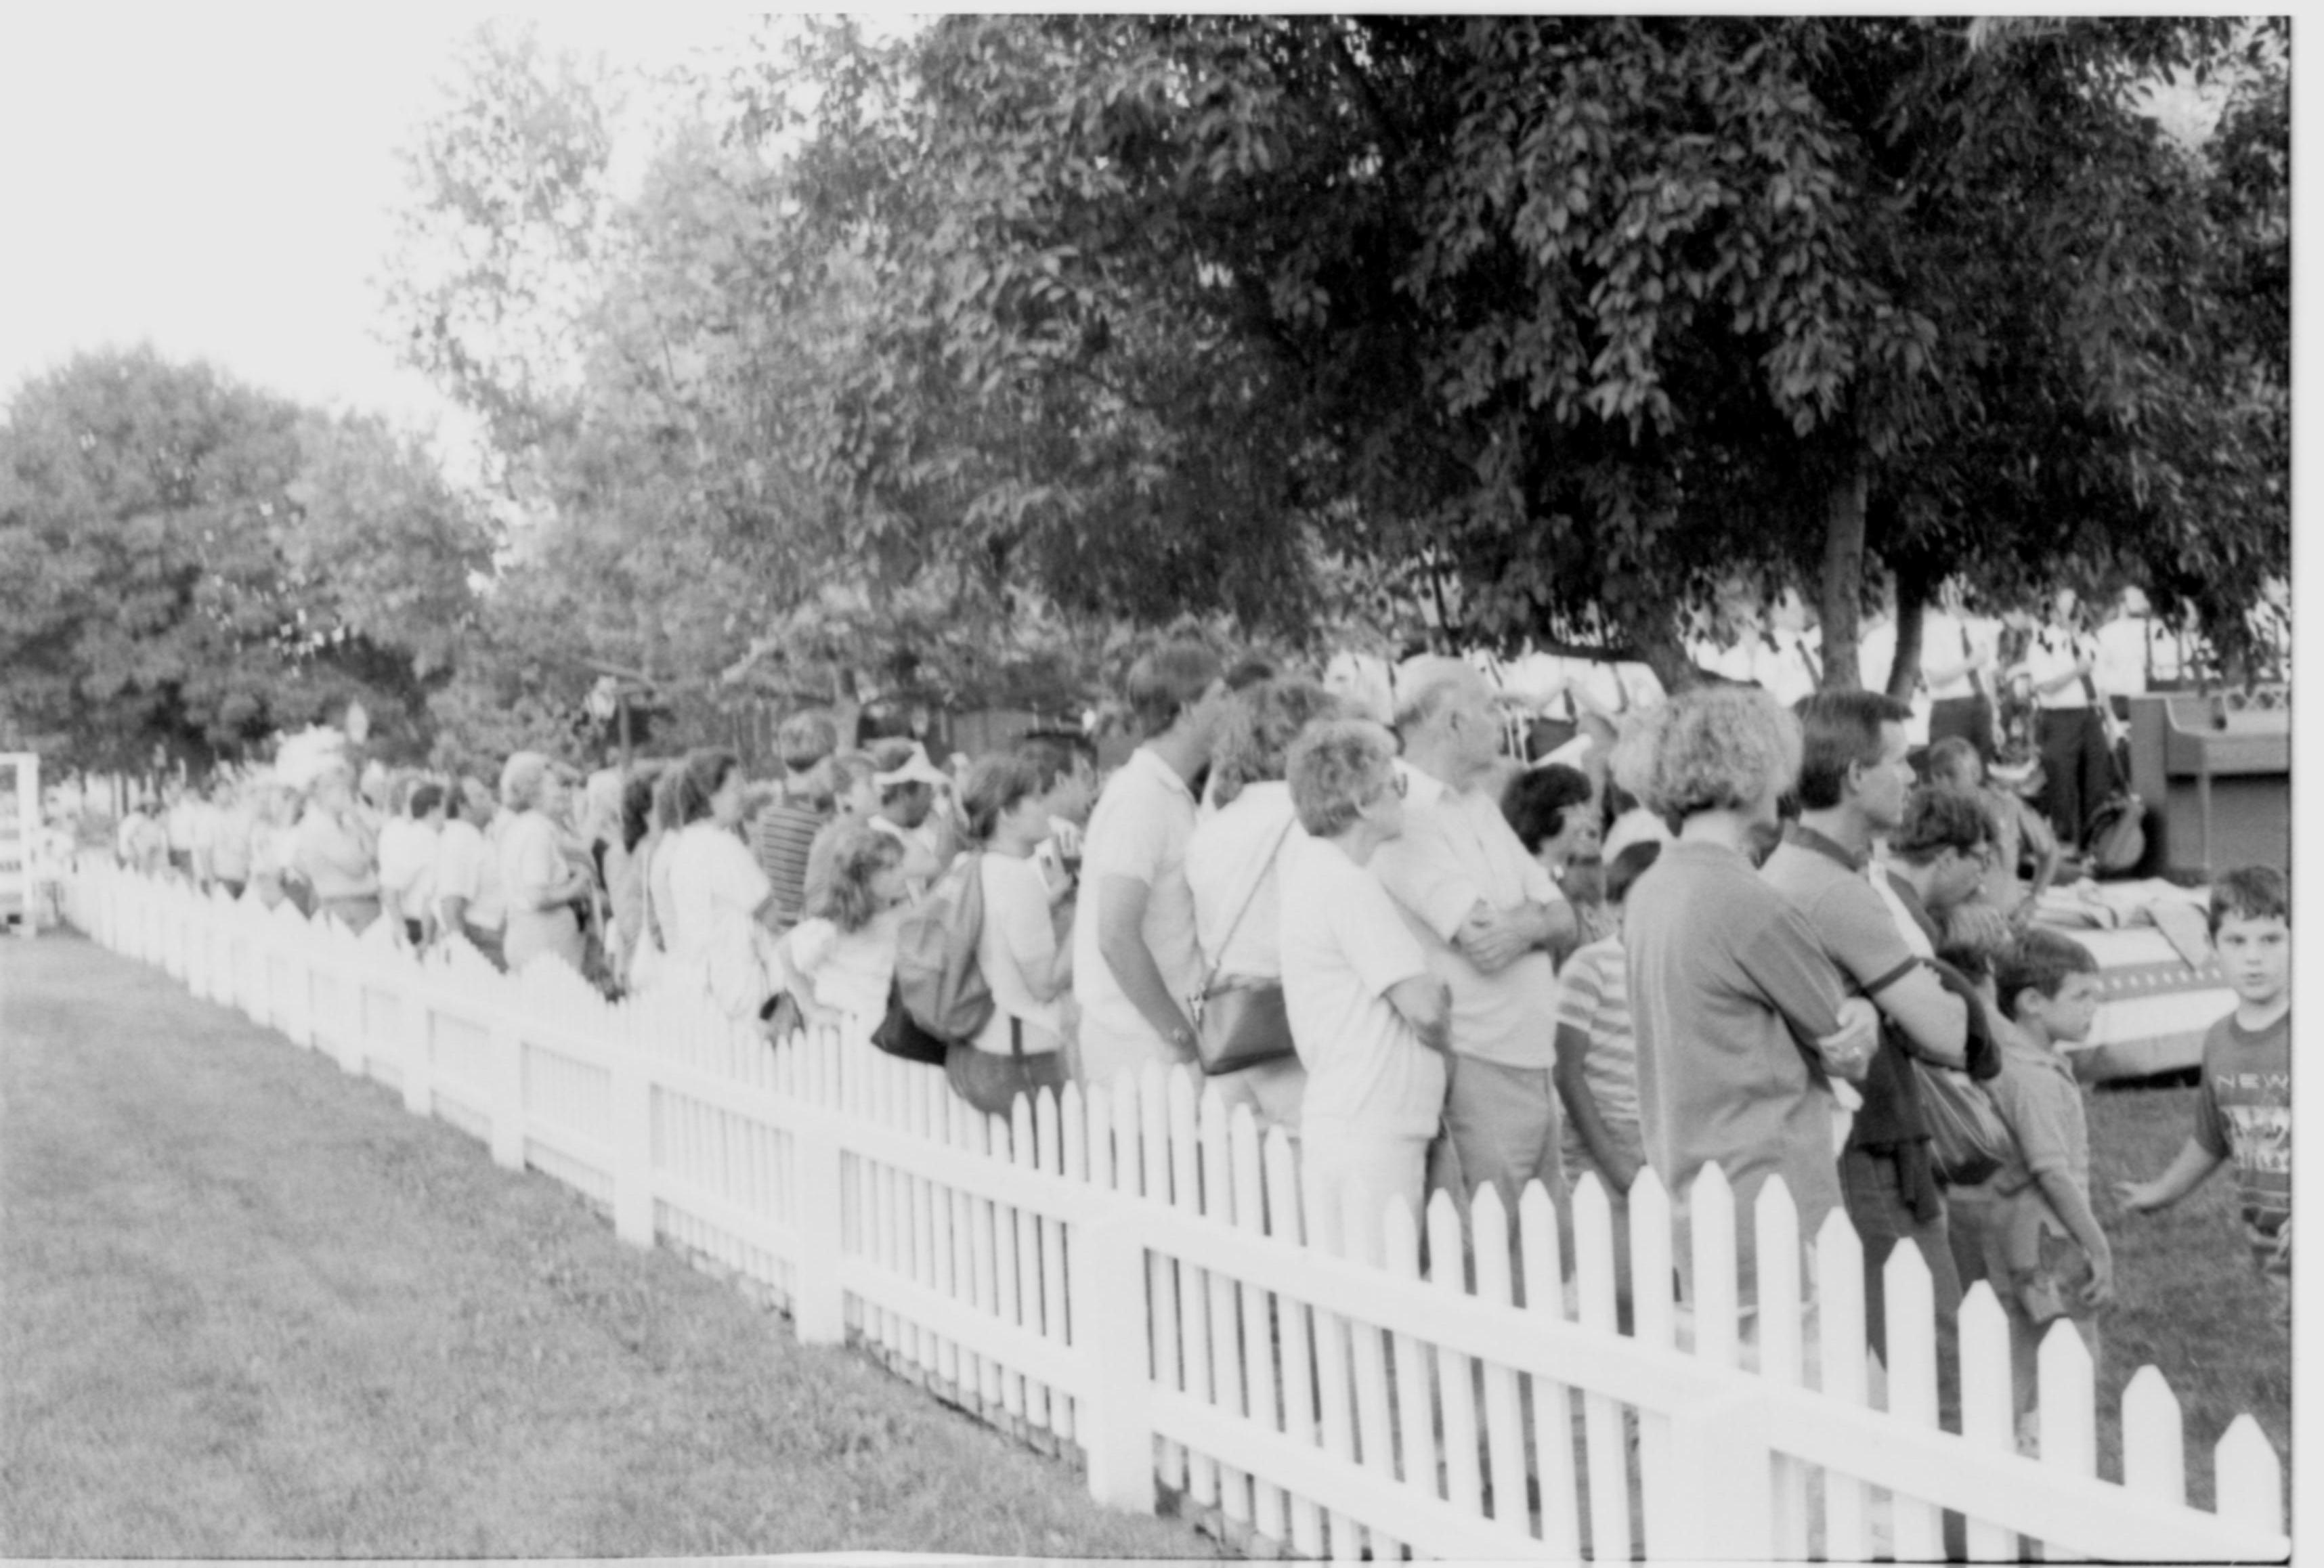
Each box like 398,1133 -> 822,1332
0,5 -> 762,446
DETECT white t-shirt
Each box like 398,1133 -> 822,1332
1371,767 -> 1564,1070
663,821 -> 771,967
2093,615 -> 2150,699
787,910 -> 902,1024
1918,609 -> 1998,701
1186,781 -> 1299,981
1277,832 -> 1442,1138
1855,619 -> 1933,745
496,810 -> 568,915
377,817 -> 438,922
972,854 -> 1065,1054
2021,628 -> 2096,710
1071,746 -> 1203,1085
433,816 -> 506,931
1757,630 -> 1822,708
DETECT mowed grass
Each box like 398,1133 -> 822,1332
2084,1078 -> 2290,1510
0,935 -> 1216,1559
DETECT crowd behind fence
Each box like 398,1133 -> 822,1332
66,863 -> 2288,1563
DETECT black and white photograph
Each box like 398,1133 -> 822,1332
0,11 -> 2298,1561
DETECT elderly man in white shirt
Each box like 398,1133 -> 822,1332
1373,656 -> 1576,1224
1071,640 -> 1232,1088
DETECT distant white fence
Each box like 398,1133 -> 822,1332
68,865 -> 2288,1562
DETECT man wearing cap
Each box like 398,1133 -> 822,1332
1372,656 -> 1576,1222
1071,639 -> 1231,1087
751,711 -> 840,932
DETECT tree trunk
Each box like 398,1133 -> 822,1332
1818,454 -> 1868,689
1633,619 -> 1704,696
1888,573 -> 1930,703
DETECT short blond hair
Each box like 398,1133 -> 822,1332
499,751 -> 554,813
1287,719 -> 1397,839
1610,686 -> 1801,822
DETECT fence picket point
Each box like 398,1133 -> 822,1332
1688,1162 -> 1740,1370
1752,1177 -> 1811,1560
1958,1283 -> 2020,1562
1521,1181 -> 1584,1560
1430,1188 -> 1486,1521
1168,1068 -> 1218,1507
1814,1206 -> 1872,1561
1385,1196 -> 1440,1510
1882,1240 -> 1943,1559
1469,1186 -> 1529,1539
2034,1315 -> 2099,1561
1570,1173 -> 1629,1563
2120,1366 -> 2185,1509
1136,1064 -> 1184,1492
1036,1088 -> 1071,1441
1227,1105 -> 1286,1547
1351,1193 -> 1409,1561
2214,1414 -> 2283,1542
1262,1126 -> 1329,1560
1198,1087 -> 1251,1528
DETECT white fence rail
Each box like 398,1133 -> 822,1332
67,865 -> 2289,1561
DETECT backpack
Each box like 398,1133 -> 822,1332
890,850 -> 995,1044
2084,791 -> 2147,877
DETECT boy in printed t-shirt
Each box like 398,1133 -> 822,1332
2118,867 -> 2292,1332
1946,930 -> 2114,1427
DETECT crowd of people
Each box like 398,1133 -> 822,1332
106,614 -> 2290,1446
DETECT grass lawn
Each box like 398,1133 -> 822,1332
2084,1078 -> 2290,1510
0,934 -> 1217,1559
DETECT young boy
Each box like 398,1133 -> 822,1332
2117,866 -> 2291,1332
1945,930 -> 2115,1423
1552,839 -> 1659,1196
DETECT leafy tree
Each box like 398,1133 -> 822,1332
762,16 -> 2286,688
0,349 -> 490,772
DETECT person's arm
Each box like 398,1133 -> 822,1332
1457,897 -> 1575,974
1000,863 -> 1071,1003
1384,974 -> 1452,1053
2115,1135 -> 2227,1213
1554,1021 -> 1641,1190
2033,1171 -> 2115,1307
1094,873 -> 1199,1060
1866,964 -> 1968,1068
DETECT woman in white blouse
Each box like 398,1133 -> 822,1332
1185,677 -> 1343,1135
498,752 -> 593,974
947,752 -> 1075,1113
662,749 -> 782,1025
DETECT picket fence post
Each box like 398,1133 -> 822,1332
792,1114 -> 846,1346
609,1026 -> 656,1250
400,972 -> 434,1118
1073,1208 -> 1158,1515
488,1010 -> 526,1171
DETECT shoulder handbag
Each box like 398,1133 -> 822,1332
1192,816 -> 1300,1076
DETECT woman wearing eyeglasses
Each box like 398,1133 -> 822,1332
1276,718 -> 1450,1259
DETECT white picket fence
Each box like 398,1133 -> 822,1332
67,865 -> 2289,1561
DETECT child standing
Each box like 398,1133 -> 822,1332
782,824 -> 911,1029
1553,840 -> 1658,1196
2117,867 -> 2291,1333
1945,930 -> 2115,1427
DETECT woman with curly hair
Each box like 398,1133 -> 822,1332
1185,677 -> 1347,1132
1610,685 -> 1879,1281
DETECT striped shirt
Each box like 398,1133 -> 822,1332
750,796 -> 830,930
1552,934 -> 1644,1181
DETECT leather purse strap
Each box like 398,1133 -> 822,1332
1199,814 -> 1298,995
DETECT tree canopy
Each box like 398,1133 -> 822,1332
0,349 -> 492,772
750,16 -> 2287,689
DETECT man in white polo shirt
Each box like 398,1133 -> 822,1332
1373,656 -> 1576,1221
1071,639 -> 1230,1089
